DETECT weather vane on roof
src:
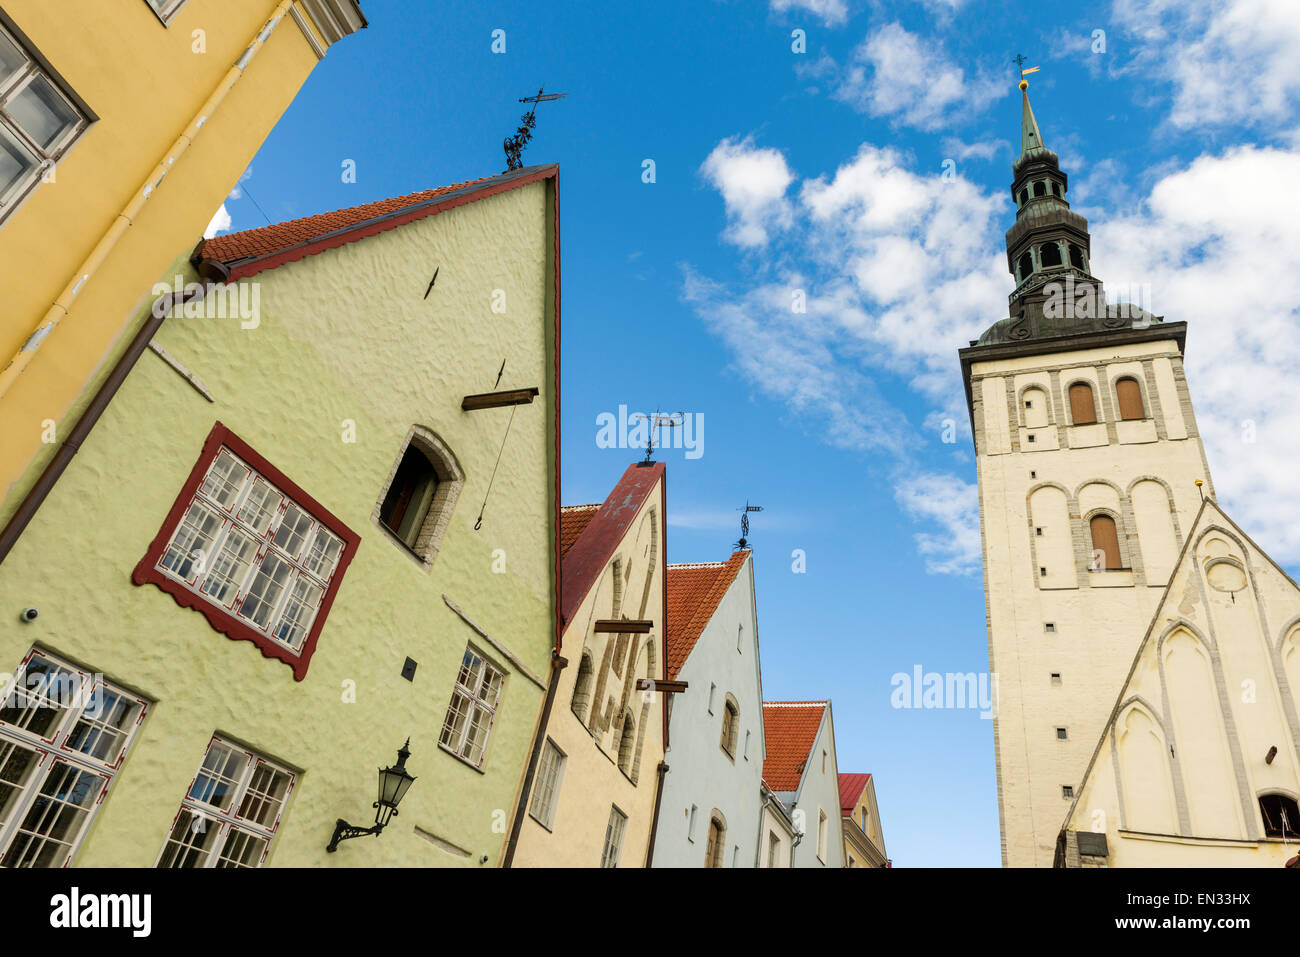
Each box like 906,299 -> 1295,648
1013,54 -> 1040,91
735,502 -> 763,550
633,409 -> 684,466
504,87 -> 567,171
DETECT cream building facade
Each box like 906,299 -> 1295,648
509,463 -> 671,868
1058,501 -> 1300,867
960,85 -> 1214,867
839,772 -> 887,868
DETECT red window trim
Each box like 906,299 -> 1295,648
132,421 -> 360,681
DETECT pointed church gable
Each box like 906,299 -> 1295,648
1062,500 -> 1300,865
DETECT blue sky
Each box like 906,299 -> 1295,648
217,0 -> 1300,866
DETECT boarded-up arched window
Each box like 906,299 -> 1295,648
1090,514 -> 1122,570
1069,382 -> 1097,425
571,653 -> 593,721
705,815 -> 726,868
1116,377 -> 1144,420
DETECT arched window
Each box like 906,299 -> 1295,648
1259,793 -> 1299,838
1089,514 -> 1122,571
705,813 -> 726,868
1040,242 -> 1062,267
1019,188 -> 1029,205
1069,243 -> 1085,269
720,695 -> 739,757
1115,377 -> 1144,420
1051,182 -> 1062,197
1017,251 -> 1034,280
375,427 -> 464,566
617,711 -> 636,774
1068,382 -> 1098,425
1034,181 -> 1046,197
571,652 -> 593,721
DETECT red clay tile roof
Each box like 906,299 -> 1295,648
838,772 -> 872,814
761,701 -> 827,792
195,165 -> 558,280
664,551 -> 749,680
560,463 -> 665,635
200,179 -> 487,263
560,505 -> 601,559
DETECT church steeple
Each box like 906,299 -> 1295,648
972,74 -> 1159,346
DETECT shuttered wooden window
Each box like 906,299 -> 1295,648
1068,382 -> 1097,425
1089,515 -> 1122,570
1116,377 -> 1144,420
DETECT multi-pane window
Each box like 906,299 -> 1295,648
600,805 -> 627,868
0,18 -> 90,226
527,739 -> 565,830
0,649 -> 148,867
136,425 -> 357,680
144,0 -> 189,24
156,736 -> 295,868
439,648 -> 505,767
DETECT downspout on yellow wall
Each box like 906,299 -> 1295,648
0,0 -> 294,402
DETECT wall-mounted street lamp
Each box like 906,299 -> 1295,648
327,738 -> 417,853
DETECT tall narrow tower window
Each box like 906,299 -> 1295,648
1019,188 -> 1029,205
1034,181 -> 1046,197
1115,377 -> 1144,420
1017,251 -> 1034,281
1068,382 -> 1097,425
1040,242 -> 1062,268
1069,243 -> 1085,269
1089,515 -> 1122,570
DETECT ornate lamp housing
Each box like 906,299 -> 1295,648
327,739 -> 417,853
375,739 -> 416,828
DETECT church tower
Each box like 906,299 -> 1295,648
959,78 -> 1217,867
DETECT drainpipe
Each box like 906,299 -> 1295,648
754,790 -> 772,868
643,760 -> 669,867
0,0 -> 294,401
501,650 -> 567,868
0,277 -> 216,567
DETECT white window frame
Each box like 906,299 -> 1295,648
0,15 -> 92,227
527,738 -> 566,830
155,446 -> 346,655
144,0 -> 191,25
0,648 -> 148,868
155,735 -> 296,868
600,805 -> 627,868
767,830 -> 780,867
438,646 -> 505,768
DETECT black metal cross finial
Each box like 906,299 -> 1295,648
504,87 -> 568,171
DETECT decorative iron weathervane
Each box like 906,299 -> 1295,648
633,409 -> 684,466
1012,53 -> 1039,90
735,502 -> 763,550
504,87 -> 567,171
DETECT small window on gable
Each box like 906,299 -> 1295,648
1259,793 -> 1299,839
1116,377 -> 1144,420
1068,382 -> 1098,425
720,696 -> 739,757
1062,785 -> 1074,799
1056,727 -> 1068,740
571,652 -> 593,723
133,422 -> 359,681
617,710 -> 636,775
375,427 -> 464,568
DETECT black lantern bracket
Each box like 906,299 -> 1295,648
326,738 -> 417,853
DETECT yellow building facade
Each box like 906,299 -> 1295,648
510,464 -> 671,868
0,0 -> 365,524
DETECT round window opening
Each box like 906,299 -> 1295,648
1206,559 -> 1247,593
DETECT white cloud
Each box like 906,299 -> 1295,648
894,471 -> 981,575
770,0 -> 849,27
203,203 -> 231,238
1111,0 -> 1300,131
832,23 -> 1001,131
941,137 -> 1007,163
1092,143 -> 1300,562
699,137 -> 795,248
